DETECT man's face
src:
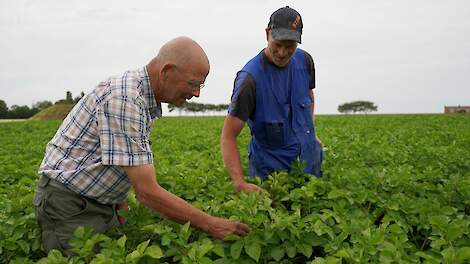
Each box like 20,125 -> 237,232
168,65 -> 207,107
265,30 -> 298,67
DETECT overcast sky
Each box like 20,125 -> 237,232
1,0 -> 469,114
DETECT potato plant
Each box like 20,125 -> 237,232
0,115 -> 469,263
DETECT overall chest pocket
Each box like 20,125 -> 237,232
265,121 -> 285,147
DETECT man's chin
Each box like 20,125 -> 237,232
274,59 -> 289,67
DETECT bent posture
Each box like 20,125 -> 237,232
34,37 -> 249,256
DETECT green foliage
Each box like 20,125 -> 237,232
338,100 -> 378,114
33,101 -> 53,112
168,102 -> 229,114
0,99 -> 8,118
1,115 -> 470,263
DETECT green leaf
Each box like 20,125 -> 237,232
456,247 -> 470,262
117,235 -> 127,249
245,241 -> 261,262
442,246 -> 455,263
286,244 -> 296,258
199,239 -> 214,257
162,234 -> 171,246
40,249 -> 68,263
223,234 -> 241,241
299,243 -> 312,258
198,257 -> 214,264
415,251 -> 442,262
145,245 -> 163,259
269,246 -> 285,261
231,240 -> 244,259
73,226 -> 85,239
188,246 -> 197,260
327,189 -> 348,199
181,222 -> 191,234
213,243 -> 225,258
126,250 -> 142,263
17,240 -> 30,254
136,239 -> 150,254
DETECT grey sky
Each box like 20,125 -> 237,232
1,0 -> 469,114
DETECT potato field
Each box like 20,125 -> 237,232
1,114 -> 469,263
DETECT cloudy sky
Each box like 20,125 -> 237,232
1,0 -> 469,114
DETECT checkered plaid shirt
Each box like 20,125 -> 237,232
38,66 -> 162,204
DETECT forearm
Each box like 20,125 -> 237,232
221,134 -> 245,185
137,185 -> 212,232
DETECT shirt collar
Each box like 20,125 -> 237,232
138,66 -> 162,120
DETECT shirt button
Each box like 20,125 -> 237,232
306,130 -> 310,134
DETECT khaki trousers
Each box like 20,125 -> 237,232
33,176 -> 120,256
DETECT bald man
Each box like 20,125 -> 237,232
34,37 -> 249,256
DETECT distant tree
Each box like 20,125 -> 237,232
338,103 -> 353,114
338,100 -> 378,114
9,105 -> 36,119
168,102 -> 229,116
216,104 -> 229,112
73,91 -> 85,104
66,91 -> 74,104
33,100 -> 53,111
0,99 -> 8,119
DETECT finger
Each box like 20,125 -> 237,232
247,184 -> 262,192
255,185 -> 266,192
236,223 -> 250,235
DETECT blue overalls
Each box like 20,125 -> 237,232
242,49 -> 323,179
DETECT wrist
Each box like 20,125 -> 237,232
233,178 -> 246,187
201,215 -> 216,233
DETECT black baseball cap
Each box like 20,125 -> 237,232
267,6 -> 303,43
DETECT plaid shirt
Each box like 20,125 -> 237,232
39,66 -> 162,204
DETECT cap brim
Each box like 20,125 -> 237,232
271,28 -> 301,43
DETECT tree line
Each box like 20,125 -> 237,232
0,91 -> 84,119
1,92 -> 377,119
168,102 -> 230,115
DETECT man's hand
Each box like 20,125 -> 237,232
234,181 -> 265,193
116,201 -> 129,225
207,216 -> 250,240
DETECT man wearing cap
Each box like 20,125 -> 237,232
221,6 -> 323,192
34,36 -> 249,256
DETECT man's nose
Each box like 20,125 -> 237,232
278,47 -> 288,58
192,89 -> 200,97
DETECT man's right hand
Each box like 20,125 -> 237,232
234,181 -> 265,193
206,216 -> 250,240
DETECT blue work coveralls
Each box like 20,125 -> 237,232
241,49 -> 323,179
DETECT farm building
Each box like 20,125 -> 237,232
444,105 -> 470,113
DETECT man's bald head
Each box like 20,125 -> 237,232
151,36 -> 209,74
147,36 -> 209,105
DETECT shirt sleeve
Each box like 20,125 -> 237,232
227,71 -> 256,122
97,96 -> 153,166
304,51 -> 316,90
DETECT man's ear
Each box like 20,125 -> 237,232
265,28 -> 270,41
160,63 -> 176,81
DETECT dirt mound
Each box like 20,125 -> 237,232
30,104 -> 74,120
